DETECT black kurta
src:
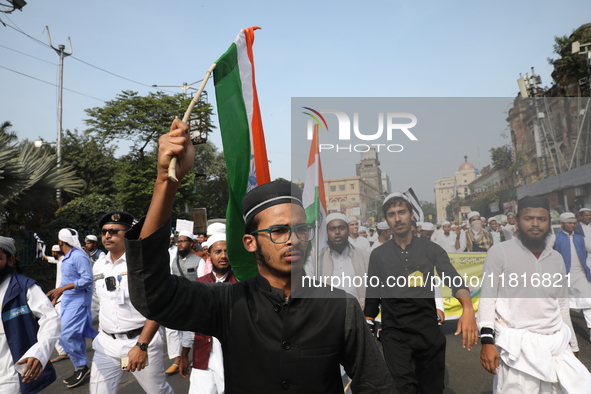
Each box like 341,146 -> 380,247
125,219 -> 395,394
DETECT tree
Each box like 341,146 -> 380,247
548,24 -> 591,96
0,123 -> 84,228
84,90 -> 215,156
60,129 -> 119,196
490,145 -> 513,171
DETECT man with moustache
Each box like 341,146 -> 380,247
487,218 -> 506,244
90,211 -> 173,394
179,232 -> 236,393
479,196 -> 591,392
365,193 -> 477,394
305,212 -> 370,308
125,119 -> 394,393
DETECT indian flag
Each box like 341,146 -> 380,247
303,124 -> 327,253
214,26 -> 270,281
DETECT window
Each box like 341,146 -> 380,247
350,184 -> 355,190
330,186 -> 336,192
339,185 -> 345,191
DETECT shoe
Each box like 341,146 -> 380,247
165,363 -> 179,375
51,355 -> 69,363
64,365 -> 90,388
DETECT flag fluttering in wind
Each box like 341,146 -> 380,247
214,26 -> 270,281
303,124 -> 327,252
34,233 -> 46,260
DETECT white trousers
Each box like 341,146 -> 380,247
89,330 -> 174,394
165,328 -> 181,359
188,337 -> 224,394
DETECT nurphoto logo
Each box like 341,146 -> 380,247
302,107 -> 418,153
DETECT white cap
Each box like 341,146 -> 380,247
207,222 -> 226,236
560,212 -> 577,223
58,228 -> 82,250
377,221 -> 389,230
85,234 -> 98,242
421,222 -> 435,231
201,241 -> 208,248
442,221 -> 450,226
207,233 -> 226,249
347,217 -> 358,224
359,226 -> 368,232
51,244 -> 60,252
326,213 -> 349,226
488,217 -> 497,223
580,208 -> 591,213
467,211 -> 480,220
178,230 -> 194,240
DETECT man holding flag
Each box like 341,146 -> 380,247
125,119 -> 395,393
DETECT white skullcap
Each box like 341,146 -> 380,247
382,192 -> 410,206
450,224 -> 457,229
51,244 -> 60,252
560,212 -> 577,223
85,235 -> 98,242
201,241 -> 208,248
207,233 -> 226,249
58,228 -> 82,250
442,221 -> 450,226
377,221 -> 389,230
193,234 -> 198,240
462,221 -> 469,226
416,221 -> 423,227
326,213 -> 349,226
347,217 -> 358,223
359,226 -> 368,232
0,236 -> 16,256
488,217 -> 497,223
467,211 -> 480,220
207,222 -> 226,236
580,208 -> 591,213
178,230 -> 194,240
421,222 -> 435,231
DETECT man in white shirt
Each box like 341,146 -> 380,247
369,221 -> 391,251
90,211 -> 173,394
43,245 -> 69,363
575,208 -> 591,251
502,213 -> 517,240
435,221 -> 465,252
367,227 -> 378,246
0,236 -> 61,393
347,217 -> 371,250
479,196 -> 591,393
306,213 -> 370,308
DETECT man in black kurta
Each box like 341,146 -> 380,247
125,119 -> 395,394
364,193 -> 477,394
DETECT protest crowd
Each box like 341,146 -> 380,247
2,117 -> 591,394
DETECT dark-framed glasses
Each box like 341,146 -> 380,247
250,224 -> 315,244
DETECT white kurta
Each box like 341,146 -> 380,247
348,236 -> 371,251
0,275 -> 61,394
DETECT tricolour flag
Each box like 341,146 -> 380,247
214,27 -> 270,281
303,124 -> 327,253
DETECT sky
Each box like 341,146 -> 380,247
1,0 -> 590,203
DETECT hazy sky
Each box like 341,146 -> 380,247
2,0 -> 590,202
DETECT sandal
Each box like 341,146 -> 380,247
50,355 -> 69,363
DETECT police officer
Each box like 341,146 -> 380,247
90,211 -> 173,394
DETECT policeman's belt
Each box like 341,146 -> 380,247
103,326 -> 144,340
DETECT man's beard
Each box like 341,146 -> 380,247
254,244 -> 303,279
212,262 -> 231,276
0,264 -> 12,283
519,229 -> 550,251
327,239 -> 348,254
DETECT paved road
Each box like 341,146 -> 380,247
42,312 -> 591,393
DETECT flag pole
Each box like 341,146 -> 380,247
168,62 -> 217,182
314,124 -> 320,281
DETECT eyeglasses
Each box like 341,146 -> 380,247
101,228 -> 127,236
250,224 -> 315,244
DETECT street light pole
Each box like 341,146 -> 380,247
46,26 -> 72,206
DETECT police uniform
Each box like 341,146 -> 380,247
89,212 -> 173,394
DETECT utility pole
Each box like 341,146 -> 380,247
46,26 -> 72,206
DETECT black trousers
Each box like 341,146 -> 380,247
381,328 -> 446,394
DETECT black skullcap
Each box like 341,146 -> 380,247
518,196 -> 549,213
242,180 -> 303,223
98,211 -> 135,228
